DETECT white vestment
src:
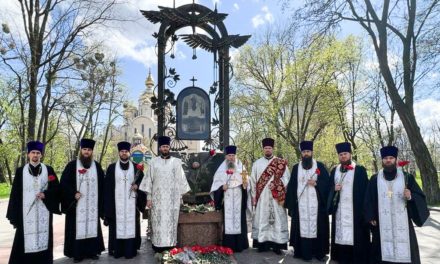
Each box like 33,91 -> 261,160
139,156 -> 190,247
250,157 -> 290,244
378,168 -> 411,263
76,160 -> 99,240
334,162 -> 355,245
210,159 -> 251,235
297,159 -> 318,238
114,161 -> 136,239
22,164 -> 50,253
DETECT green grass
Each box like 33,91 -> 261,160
0,182 -> 11,199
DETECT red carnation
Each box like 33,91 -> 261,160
48,175 -> 56,182
169,247 -> 183,256
398,160 -> 410,167
136,163 -> 144,171
315,168 -> 321,175
344,164 -> 354,170
226,169 -> 234,175
78,168 -> 87,174
209,149 -> 216,156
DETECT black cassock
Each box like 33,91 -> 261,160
7,164 -> 61,264
103,161 -> 146,259
285,161 -> 330,261
213,186 -> 249,252
60,160 -> 105,259
364,171 -> 429,264
327,165 -> 370,264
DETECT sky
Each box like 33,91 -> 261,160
0,0 -> 439,133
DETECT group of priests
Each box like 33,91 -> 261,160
6,135 -> 430,264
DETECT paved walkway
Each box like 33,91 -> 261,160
1,198 -> 439,264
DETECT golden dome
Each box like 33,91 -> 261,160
145,69 -> 154,89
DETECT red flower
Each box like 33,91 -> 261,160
208,200 -> 215,207
78,168 -> 87,174
209,149 -> 216,156
136,163 -> 144,171
226,169 -> 234,175
344,164 -> 354,170
48,175 -> 56,182
398,160 -> 410,167
315,168 -> 321,175
169,247 -> 183,256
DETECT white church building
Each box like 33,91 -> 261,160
112,71 -> 201,154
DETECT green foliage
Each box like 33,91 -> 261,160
231,30 -> 365,166
0,183 -> 11,199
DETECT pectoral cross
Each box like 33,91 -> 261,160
122,176 -> 129,185
387,190 -> 393,198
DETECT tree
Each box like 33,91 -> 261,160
287,0 -> 440,203
62,52 -> 125,161
331,36 -> 365,160
232,26 -> 358,159
0,0 -> 120,145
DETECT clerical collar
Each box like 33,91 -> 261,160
264,155 -> 274,160
119,159 -> 129,164
28,163 -> 42,177
119,160 -> 130,170
160,155 -> 171,159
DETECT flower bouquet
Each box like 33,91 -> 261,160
180,201 -> 216,214
161,245 -> 234,264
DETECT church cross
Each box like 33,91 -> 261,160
190,76 -> 197,87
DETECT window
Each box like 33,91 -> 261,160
142,124 -> 145,133
134,128 -> 137,134
149,128 -> 152,138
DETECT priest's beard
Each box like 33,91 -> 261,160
302,156 -> 313,169
340,159 -> 352,166
227,160 -> 236,170
79,153 -> 93,168
119,156 -> 129,163
264,153 -> 273,159
382,162 -> 397,173
160,150 -> 170,158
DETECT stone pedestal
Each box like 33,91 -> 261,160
177,211 -> 223,247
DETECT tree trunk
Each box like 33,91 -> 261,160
398,109 -> 440,204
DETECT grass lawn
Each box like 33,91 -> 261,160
0,182 -> 12,199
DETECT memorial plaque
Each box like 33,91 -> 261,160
176,86 -> 210,140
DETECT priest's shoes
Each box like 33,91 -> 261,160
90,255 -> 99,260
73,258 -> 83,263
273,248 -> 282,255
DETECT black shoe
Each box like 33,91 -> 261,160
90,255 -> 99,260
273,248 -> 282,255
73,258 -> 83,263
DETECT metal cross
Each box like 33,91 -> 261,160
190,76 -> 197,86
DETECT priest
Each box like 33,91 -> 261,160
364,146 -> 429,264
285,140 -> 330,261
250,138 -> 290,255
7,141 -> 60,264
210,145 -> 250,252
104,141 -> 146,259
139,136 -> 191,253
60,138 -> 105,262
327,142 -> 370,264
